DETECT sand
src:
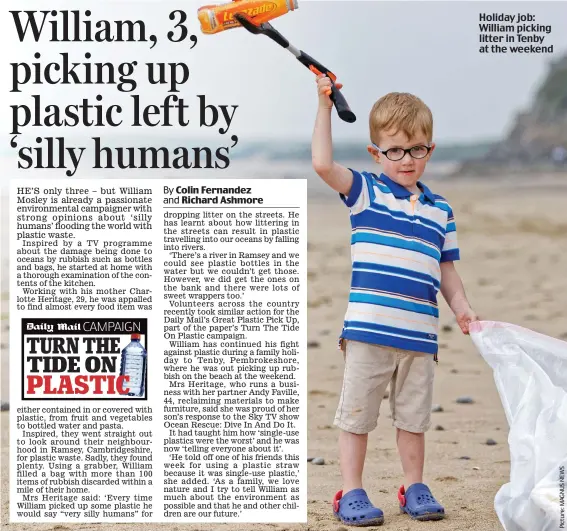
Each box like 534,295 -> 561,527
3,173 -> 567,530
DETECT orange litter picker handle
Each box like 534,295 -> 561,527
308,65 -> 336,83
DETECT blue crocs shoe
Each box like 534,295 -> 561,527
333,489 -> 384,527
398,483 -> 445,521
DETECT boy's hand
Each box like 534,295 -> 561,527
316,74 -> 343,110
454,307 -> 479,335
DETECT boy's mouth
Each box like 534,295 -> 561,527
399,169 -> 415,175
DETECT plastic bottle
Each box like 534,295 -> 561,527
119,333 -> 147,397
198,0 -> 298,35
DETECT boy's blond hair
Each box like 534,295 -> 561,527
369,93 -> 433,145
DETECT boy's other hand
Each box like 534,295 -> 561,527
455,307 -> 479,335
316,74 -> 343,110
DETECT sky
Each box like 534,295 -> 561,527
2,1 -> 567,145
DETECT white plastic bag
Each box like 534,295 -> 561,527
470,321 -> 567,531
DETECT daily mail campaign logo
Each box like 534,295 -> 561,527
21,318 -> 148,400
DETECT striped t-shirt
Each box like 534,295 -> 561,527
339,170 -> 460,355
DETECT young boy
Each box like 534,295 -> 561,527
312,76 -> 478,526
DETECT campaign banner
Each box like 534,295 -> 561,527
21,318 -> 148,400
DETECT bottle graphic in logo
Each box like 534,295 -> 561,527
119,333 -> 147,397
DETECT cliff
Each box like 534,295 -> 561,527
459,53 -> 567,174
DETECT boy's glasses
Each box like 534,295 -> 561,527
372,144 -> 432,161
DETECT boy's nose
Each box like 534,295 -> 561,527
399,155 -> 415,166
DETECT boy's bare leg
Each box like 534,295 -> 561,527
339,430 -> 368,493
396,428 -> 424,487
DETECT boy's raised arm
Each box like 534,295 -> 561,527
312,75 -> 353,196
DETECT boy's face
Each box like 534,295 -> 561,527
367,130 -> 435,190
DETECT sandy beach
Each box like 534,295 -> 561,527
2,173 -> 567,530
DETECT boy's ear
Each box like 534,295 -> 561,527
427,142 -> 436,159
367,145 -> 381,164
